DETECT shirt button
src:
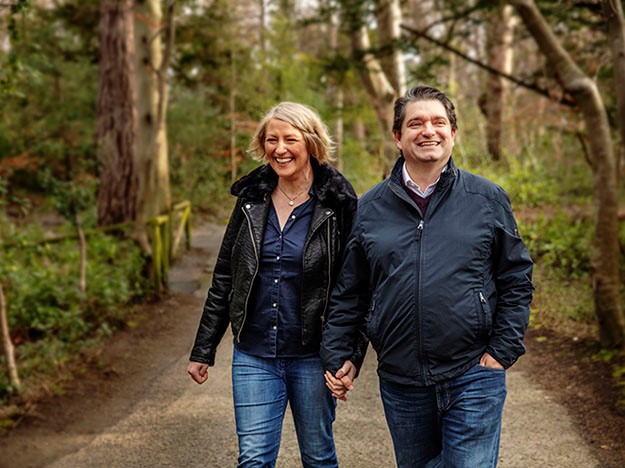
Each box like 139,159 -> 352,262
272,303 -> 277,308
272,325 -> 277,330
276,256 -> 280,260
291,215 -> 296,219
245,204 -> 251,209
274,279 -> 278,283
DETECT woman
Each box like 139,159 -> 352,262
188,102 -> 366,467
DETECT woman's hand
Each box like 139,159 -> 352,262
188,361 -> 209,384
324,360 -> 357,401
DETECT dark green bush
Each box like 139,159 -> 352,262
519,210 -> 593,278
0,230 -> 148,399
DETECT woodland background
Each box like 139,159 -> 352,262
0,0 -> 624,424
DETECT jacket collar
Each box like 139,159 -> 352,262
231,158 -> 357,212
390,155 -> 458,189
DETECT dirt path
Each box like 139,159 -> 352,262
0,222 -> 621,467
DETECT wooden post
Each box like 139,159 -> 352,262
0,283 -> 21,390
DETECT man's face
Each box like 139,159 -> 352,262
393,99 -> 456,166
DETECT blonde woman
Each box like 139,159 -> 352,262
188,102 -> 367,467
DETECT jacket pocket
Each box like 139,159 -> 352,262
476,290 -> 493,339
366,298 -> 379,344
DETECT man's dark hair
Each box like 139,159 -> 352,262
392,85 -> 458,136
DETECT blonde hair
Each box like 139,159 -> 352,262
248,102 -> 335,164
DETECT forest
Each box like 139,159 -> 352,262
0,0 -> 624,431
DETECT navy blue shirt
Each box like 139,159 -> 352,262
235,195 -> 319,358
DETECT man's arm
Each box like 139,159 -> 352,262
321,223 -> 372,377
487,195 -> 534,369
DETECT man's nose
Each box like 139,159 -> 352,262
422,121 -> 435,135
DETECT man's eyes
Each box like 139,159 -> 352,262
407,119 -> 447,127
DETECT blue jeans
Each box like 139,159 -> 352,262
379,364 -> 507,468
231,347 -> 338,468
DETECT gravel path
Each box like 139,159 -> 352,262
0,222 -> 602,467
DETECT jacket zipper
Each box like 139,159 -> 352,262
416,219 -> 424,241
322,219 -> 332,322
415,217 -> 428,382
237,205 -> 260,342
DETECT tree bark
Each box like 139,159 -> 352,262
96,0 -> 137,226
483,5 -> 515,161
327,0 -> 344,171
0,283 -> 21,389
509,0 -> 625,348
601,0 -> 625,179
133,0 -> 173,253
342,0 -> 402,173
376,0 -> 406,95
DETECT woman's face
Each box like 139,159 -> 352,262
264,118 -> 312,182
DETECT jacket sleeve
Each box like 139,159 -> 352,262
321,220 -> 372,374
337,204 -> 369,372
487,193 -> 534,369
189,198 -> 244,365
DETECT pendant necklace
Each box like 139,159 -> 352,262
277,184 -> 309,206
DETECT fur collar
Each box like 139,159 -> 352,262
231,158 -> 357,212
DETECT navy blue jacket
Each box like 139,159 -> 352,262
320,157 -> 534,386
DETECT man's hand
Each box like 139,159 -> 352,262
188,361 -> 209,384
479,352 -> 504,369
324,360 -> 357,401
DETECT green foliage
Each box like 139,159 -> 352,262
529,266 -> 595,333
39,169 -> 95,227
0,231 -> 148,400
0,1 -> 98,191
519,210 -> 593,278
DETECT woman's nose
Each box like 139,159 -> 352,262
275,141 -> 287,153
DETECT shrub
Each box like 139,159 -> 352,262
0,230 -> 148,400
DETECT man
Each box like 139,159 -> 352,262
320,85 -> 534,467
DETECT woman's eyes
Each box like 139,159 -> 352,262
266,138 -> 299,143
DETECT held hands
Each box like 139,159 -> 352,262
188,361 -> 209,384
324,360 -> 357,401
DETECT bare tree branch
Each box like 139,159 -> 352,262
400,23 -> 576,107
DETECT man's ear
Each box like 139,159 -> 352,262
393,131 -> 402,148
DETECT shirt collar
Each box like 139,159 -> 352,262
401,162 -> 447,199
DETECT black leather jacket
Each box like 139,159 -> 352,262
190,159 -> 367,368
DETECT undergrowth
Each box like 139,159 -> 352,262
0,228 -> 149,405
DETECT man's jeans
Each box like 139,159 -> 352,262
380,364 -> 507,468
232,347 -> 338,468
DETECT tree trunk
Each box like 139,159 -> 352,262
229,48 -> 237,184
0,283 -> 21,390
601,0 -> 625,179
342,0 -> 401,174
376,0 -> 406,95
327,1 -> 344,171
133,0 -> 173,253
77,215 -> 87,293
483,5 -> 515,161
509,0 -> 625,348
96,0 -> 137,226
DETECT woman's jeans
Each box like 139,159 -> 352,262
232,347 -> 338,468
380,364 -> 507,468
